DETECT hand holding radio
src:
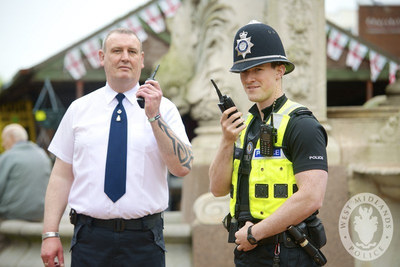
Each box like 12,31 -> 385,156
211,79 -> 244,128
137,64 -> 160,109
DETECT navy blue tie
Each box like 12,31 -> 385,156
105,93 -> 127,202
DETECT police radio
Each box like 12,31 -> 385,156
211,79 -> 243,127
260,114 -> 277,157
137,64 -> 160,109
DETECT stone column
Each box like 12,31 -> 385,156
268,0 -> 327,121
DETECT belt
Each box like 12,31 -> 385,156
74,212 -> 162,232
237,219 -> 287,245
257,232 -> 286,245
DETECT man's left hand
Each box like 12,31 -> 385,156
235,221 -> 257,251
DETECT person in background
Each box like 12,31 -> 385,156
0,123 -> 51,222
209,21 -> 328,266
40,28 -> 193,267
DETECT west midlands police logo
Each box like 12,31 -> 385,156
236,31 -> 254,59
339,193 -> 393,261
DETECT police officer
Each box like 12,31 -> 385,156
209,21 -> 328,266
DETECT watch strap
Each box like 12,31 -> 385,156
247,225 -> 258,245
148,114 -> 161,122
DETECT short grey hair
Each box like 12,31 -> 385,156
2,123 -> 28,143
102,28 -> 142,52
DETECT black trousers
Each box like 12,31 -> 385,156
234,242 -> 318,267
70,216 -> 165,267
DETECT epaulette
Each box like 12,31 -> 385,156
288,107 -> 313,117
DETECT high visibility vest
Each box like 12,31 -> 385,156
230,99 -> 305,220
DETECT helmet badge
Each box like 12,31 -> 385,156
235,31 -> 254,59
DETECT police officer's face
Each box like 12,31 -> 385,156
240,63 -> 285,107
99,32 -> 144,89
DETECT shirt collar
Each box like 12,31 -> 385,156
105,83 -> 140,105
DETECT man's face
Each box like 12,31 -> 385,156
99,32 -> 144,87
239,63 -> 284,106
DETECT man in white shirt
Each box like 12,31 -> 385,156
41,28 -> 193,267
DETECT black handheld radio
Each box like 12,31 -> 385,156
137,64 -> 160,109
260,109 -> 277,157
260,123 -> 277,156
211,79 -> 243,127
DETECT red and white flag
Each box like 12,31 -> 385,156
120,15 -> 148,42
389,61 -> 399,84
158,0 -> 181,18
327,28 -> 349,61
64,48 -> 86,80
346,39 -> 368,71
80,37 -> 102,69
139,4 -> 165,33
369,50 -> 387,82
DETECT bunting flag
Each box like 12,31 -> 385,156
139,3 -> 166,33
120,15 -> 148,42
159,0 -> 181,18
61,1 -> 400,85
327,28 -> 349,61
389,61 -> 399,84
64,48 -> 86,80
369,50 -> 387,82
346,39 -> 368,71
80,37 -> 102,69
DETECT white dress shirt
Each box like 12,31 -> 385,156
48,83 -> 191,219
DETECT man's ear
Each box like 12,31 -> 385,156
99,50 -> 105,67
276,64 -> 285,78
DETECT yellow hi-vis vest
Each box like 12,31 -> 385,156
230,99 -> 305,220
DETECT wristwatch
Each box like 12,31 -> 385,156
247,225 -> 258,245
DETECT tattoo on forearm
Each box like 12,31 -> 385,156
158,119 -> 193,170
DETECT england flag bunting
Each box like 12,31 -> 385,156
159,0 -> 182,18
389,61 -> 399,84
139,4 -> 166,33
369,50 -> 387,82
80,37 -> 102,69
327,28 -> 349,61
64,1 -> 399,83
120,15 -> 148,42
346,39 -> 368,71
64,48 -> 86,80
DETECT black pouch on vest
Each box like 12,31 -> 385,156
306,216 -> 327,249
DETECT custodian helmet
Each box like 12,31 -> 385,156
230,21 -> 295,75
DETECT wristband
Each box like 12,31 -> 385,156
42,232 -> 60,241
148,114 -> 161,122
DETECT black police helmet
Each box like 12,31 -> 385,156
230,21 -> 295,75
